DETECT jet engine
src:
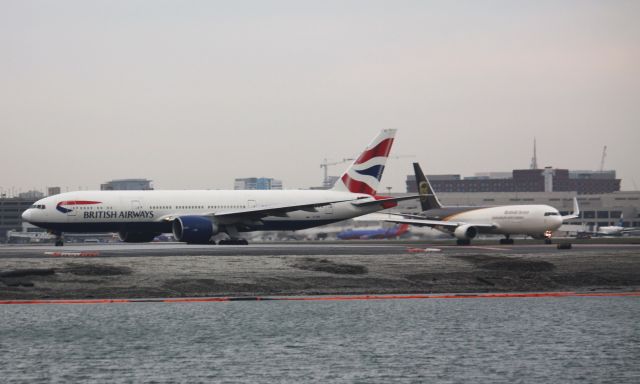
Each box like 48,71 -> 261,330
172,216 -> 219,244
453,224 -> 478,240
118,231 -> 159,243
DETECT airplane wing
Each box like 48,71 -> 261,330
212,195 -> 420,224
562,197 -> 580,221
384,216 -> 496,229
159,198 -> 356,224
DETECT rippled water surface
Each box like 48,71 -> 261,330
1,297 -> 639,383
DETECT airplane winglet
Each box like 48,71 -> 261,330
561,197 -> 580,221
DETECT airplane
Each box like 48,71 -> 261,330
384,163 -> 580,245
577,215 -> 640,238
22,129 -> 419,246
337,224 -> 410,240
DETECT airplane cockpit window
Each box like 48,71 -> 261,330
544,212 -> 559,216
30,204 -> 46,209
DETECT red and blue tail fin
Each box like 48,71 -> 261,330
332,129 -> 396,195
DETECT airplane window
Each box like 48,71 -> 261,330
544,212 -> 559,216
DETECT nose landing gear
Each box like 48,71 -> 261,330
53,232 -> 64,246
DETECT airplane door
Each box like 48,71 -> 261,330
247,200 -> 256,209
325,203 -> 334,215
131,200 -> 143,211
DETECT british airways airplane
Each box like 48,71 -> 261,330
22,130 -> 417,246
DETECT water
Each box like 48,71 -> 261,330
1,297 -> 639,383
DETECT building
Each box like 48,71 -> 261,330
406,168 -> 621,195
18,190 -> 44,200
48,187 -> 61,196
1,197 -> 36,242
234,177 -> 283,190
100,179 -> 153,190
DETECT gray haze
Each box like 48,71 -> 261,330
2,0 -> 639,193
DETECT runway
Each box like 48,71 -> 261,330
2,240 -> 640,259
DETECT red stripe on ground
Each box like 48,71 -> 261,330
1,291 -> 638,305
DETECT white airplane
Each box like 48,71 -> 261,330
385,163 -> 580,245
578,215 -> 640,237
22,129 -> 417,246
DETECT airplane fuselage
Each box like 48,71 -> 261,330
23,190 -> 383,234
424,204 -> 563,237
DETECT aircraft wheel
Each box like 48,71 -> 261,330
219,239 -> 249,245
456,239 -> 471,246
557,242 -> 572,250
544,238 -> 552,245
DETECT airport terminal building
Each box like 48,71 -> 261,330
406,168 -> 621,195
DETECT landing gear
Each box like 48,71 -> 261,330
456,239 -> 471,246
500,235 -> 514,245
544,230 -> 553,244
218,239 -> 249,245
53,232 -> 64,247
218,226 -> 249,245
544,238 -> 553,245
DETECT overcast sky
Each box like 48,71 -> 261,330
2,0 -> 639,194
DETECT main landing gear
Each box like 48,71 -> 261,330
456,239 -> 471,246
218,239 -> 249,245
217,226 -> 249,245
500,235 -> 514,245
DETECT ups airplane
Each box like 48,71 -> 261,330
22,130 -> 417,246
386,163 -> 579,245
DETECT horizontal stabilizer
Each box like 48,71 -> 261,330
351,195 -> 419,208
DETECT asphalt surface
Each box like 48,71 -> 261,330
1,240 -> 639,300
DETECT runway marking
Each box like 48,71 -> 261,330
406,247 -> 442,253
456,246 -> 511,251
1,291 -> 638,305
44,252 -> 100,257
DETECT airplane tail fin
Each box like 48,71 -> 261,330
332,129 -> 396,195
414,162 -> 443,211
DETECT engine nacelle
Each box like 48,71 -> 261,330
172,216 -> 218,244
453,224 -> 478,240
118,231 -> 159,243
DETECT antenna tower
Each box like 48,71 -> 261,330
530,138 -> 538,169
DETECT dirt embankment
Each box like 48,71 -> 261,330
1,250 -> 639,300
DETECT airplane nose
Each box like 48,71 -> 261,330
554,215 -> 563,228
22,209 -> 32,223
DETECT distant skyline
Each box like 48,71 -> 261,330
2,1 -> 639,193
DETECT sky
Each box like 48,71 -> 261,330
2,0 -> 639,194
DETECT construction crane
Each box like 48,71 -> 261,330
320,158 -> 353,188
320,155 -> 416,189
599,145 -> 607,172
